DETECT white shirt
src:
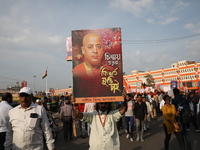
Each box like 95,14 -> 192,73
98,110 -> 108,123
82,110 -> 122,150
84,103 -> 96,112
4,102 -> 55,150
168,89 -> 174,99
197,99 -> 200,115
145,101 -> 152,113
160,99 -> 165,110
0,101 -> 13,132
147,95 -> 151,101
125,100 -> 134,116
189,102 -> 194,115
149,98 -> 154,107
158,95 -> 163,103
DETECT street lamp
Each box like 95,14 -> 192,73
34,75 -> 36,95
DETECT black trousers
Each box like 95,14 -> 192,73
186,114 -> 199,130
63,116 -> 73,140
163,124 -> 185,150
0,132 -> 6,150
117,117 -> 122,131
177,115 -> 192,150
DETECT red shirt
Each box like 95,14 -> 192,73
78,104 -> 85,112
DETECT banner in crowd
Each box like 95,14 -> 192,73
72,28 -> 123,103
170,80 -> 178,89
66,37 -> 72,61
21,81 -> 27,88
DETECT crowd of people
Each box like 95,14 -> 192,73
73,88 -> 200,150
0,87 -> 200,150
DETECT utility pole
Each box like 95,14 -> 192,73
34,75 -> 36,95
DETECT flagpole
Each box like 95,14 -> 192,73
46,67 -> 48,93
46,76 -> 47,93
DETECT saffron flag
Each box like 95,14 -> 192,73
42,70 -> 47,79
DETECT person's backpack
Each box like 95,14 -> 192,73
178,101 -> 191,125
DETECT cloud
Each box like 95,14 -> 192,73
143,53 -> 177,70
0,14 -> 64,53
0,11 -> 66,87
110,0 -> 155,17
123,51 -> 178,74
177,0 -> 189,7
146,18 -> 154,24
184,23 -> 196,30
186,39 -> 200,62
122,49 -> 142,73
0,15 -> 20,35
135,50 -> 140,56
110,0 -> 188,25
184,22 -> 200,34
0,47 -> 62,67
22,15 -> 31,24
170,0 -> 189,14
187,39 -> 200,51
0,2 -> 64,50
159,17 -> 179,25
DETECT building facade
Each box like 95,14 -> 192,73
53,88 -> 73,96
123,60 -> 200,93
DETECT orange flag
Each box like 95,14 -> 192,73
42,70 -> 47,79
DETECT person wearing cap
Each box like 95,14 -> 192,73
35,99 -> 42,105
4,87 -> 57,150
0,92 -> 13,150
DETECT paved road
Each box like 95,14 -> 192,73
54,115 -> 200,150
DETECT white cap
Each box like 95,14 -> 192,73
36,99 -> 41,103
19,87 -> 33,95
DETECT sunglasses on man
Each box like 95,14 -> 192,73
19,93 -> 31,97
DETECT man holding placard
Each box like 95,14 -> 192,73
74,100 -> 127,150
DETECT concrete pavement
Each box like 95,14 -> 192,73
54,115 -> 200,150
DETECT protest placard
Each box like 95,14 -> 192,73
72,28 -> 123,103
66,37 -> 72,61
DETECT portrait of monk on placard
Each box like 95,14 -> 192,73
72,28 -> 123,98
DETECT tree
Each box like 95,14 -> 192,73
144,74 -> 155,87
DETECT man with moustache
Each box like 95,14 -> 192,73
4,87 -> 57,150
74,101 -> 127,150
73,33 -> 121,97
134,94 -> 147,142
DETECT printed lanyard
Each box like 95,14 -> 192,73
98,112 -> 108,127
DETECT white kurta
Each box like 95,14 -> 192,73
82,110 -> 122,150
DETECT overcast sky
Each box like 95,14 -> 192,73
0,0 -> 200,91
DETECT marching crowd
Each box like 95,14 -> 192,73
0,87 -> 200,150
